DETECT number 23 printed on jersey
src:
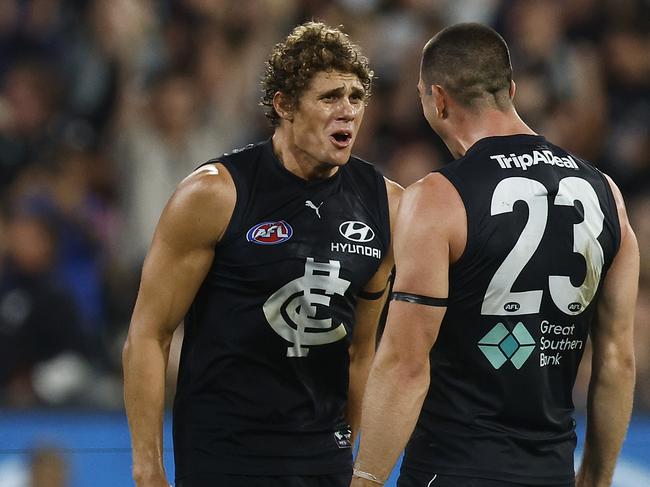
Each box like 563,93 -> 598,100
481,176 -> 604,316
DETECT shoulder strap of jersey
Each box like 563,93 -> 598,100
345,156 -> 391,250
201,141 -> 267,246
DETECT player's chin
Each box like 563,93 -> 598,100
326,152 -> 351,167
326,146 -> 353,165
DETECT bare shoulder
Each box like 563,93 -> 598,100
383,177 -> 404,222
158,162 -> 237,245
383,176 -> 404,200
176,162 -> 235,208
401,172 -> 462,218
602,173 -> 628,215
602,172 -> 632,239
397,172 -> 466,262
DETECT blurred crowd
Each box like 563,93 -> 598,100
0,0 -> 647,411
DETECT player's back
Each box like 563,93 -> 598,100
403,134 -> 620,485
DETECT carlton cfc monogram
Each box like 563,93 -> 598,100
263,258 -> 351,357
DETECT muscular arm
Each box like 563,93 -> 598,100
576,176 -> 638,487
346,179 -> 402,443
122,165 -> 235,487
352,174 -> 466,485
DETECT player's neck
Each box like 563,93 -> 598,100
446,107 -> 536,159
271,131 -> 339,181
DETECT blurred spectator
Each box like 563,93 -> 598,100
114,70 -> 225,267
383,140 -> 445,187
600,27 -> 650,195
496,0 -> 609,159
0,0 -> 71,78
63,0 -> 163,141
0,60 -> 62,189
28,444 -> 69,487
4,144 -> 117,337
0,207 -> 88,407
0,442 -> 71,487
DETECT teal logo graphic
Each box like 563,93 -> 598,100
478,322 -> 535,369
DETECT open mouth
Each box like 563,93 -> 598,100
330,130 -> 352,148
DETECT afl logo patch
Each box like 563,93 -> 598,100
339,221 -> 375,243
246,221 -> 293,245
568,302 -> 582,312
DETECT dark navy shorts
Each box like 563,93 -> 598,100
397,470 -> 575,487
176,472 -> 351,487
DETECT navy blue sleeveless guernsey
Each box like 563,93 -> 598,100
173,140 -> 390,479
402,135 -> 620,485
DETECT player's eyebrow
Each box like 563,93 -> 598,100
350,86 -> 366,99
319,85 -> 366,99
319,86 -> 345,98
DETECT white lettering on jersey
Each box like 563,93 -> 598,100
263,258 -> 351,357
490,151 -> 579,171
330,242 -> 381,259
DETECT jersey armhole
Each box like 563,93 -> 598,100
344,159 -> 391,252
595,168 -> 622,257
435,168 -> 472,268
375,170 -> 391,250
211,158 -> 245,248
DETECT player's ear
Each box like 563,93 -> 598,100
509,80 -> 516,100
432,85 -> 447,119
273,92 -> 294,123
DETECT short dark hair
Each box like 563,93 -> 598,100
261,22 -> 373,126
421,23 -> 512,109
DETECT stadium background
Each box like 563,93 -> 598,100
0,0 -> 647,485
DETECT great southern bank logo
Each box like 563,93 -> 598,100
478,322 -> 535,370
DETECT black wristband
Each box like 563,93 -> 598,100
391,291 -> 448,307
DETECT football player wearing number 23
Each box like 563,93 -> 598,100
123,22 -> 402,487
352,23 -> 637,487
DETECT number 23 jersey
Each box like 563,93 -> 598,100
173,139 -> 390,478
404,135 -> 620,485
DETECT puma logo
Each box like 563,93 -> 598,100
305,200 -> 323,219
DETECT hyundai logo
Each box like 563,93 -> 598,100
339,221 -> 375,243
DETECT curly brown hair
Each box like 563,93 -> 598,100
261,22 -> 373,126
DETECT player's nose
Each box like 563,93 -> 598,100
336,97 -> 360,121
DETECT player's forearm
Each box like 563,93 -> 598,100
352,351 -> 430,486
123,332 -> 172,481
347,287 -> 388,443
347,351 -> 374,443
577,350 -> 635,487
